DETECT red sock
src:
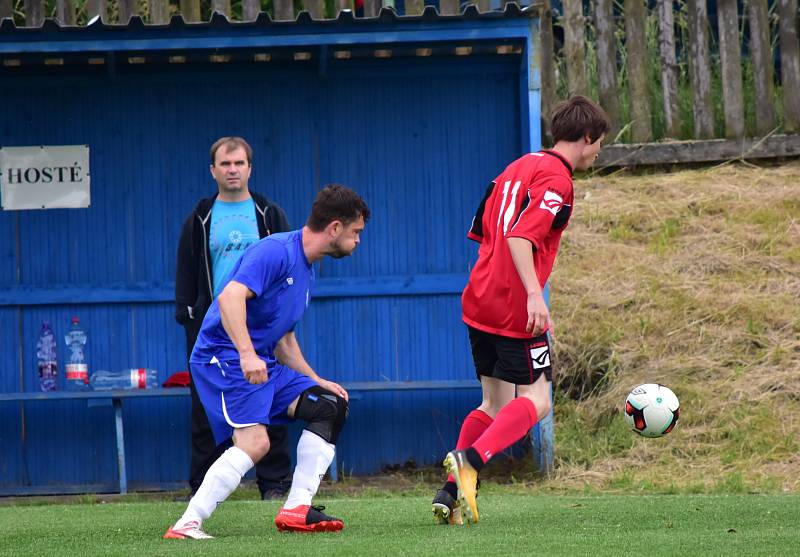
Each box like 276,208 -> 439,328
447,410 -> 493,482
471,398 -> 538,463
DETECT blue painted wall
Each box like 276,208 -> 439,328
0,53 -> 530,491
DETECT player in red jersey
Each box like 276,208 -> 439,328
432,96 -> 610,525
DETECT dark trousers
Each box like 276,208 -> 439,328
186,331 -> 291,496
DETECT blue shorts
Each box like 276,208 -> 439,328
191,357 -> 317,446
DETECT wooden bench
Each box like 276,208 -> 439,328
0,380 -> 552,493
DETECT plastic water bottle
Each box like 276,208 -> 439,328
64,316 -> 89,390
36,321 -> 58,392
89,368 -> 158,390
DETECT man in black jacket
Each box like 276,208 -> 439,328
175,137 -> 292,499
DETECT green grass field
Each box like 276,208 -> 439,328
1,490 -> 798,556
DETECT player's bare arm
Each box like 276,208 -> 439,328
507,236 -> 552,337
275,331 -> 348,401
217,280 -> 267,384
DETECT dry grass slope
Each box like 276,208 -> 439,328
547,161 -> 800,492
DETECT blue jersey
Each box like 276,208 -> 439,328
191,230 -> 314,364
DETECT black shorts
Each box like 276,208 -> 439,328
467,325 -> 553,385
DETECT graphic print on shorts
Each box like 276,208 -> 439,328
529,341 -> 550,370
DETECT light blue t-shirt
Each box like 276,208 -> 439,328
191,231 -> 314,364
209,198 -> 259,298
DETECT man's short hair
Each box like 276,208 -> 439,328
550,96 -> 611,144
306,185 -> 370,232
210,137 -> 253,166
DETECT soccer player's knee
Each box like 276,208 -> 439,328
254,436 -> 271,461
536,396 -> 552,418
294,386 -> 348,444
518,386 -> 551,418
236,429 -> 270,462
527,391 -> 551,417
478,399 -> 502,419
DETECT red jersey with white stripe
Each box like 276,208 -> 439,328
462,150 -> 574,339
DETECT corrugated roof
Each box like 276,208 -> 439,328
0,3 -> 537,59
0,3 -> 535,34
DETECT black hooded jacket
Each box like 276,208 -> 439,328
174,191 -> 290,346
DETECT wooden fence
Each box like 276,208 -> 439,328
2,0 -> 800,148
542,0 -> 800,145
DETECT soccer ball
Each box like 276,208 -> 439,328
624,383 -> 680,438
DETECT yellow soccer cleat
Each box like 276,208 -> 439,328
443,450 -> 479,524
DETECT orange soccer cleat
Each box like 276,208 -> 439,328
274,505 -> 344,533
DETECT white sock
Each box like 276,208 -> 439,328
178,446 -> 254,526
284,430 -> 335,509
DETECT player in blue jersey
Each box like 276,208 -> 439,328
164,185 -> 369,539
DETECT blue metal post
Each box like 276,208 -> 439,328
113,398 -> 128,494
330,453 -> 338,482
525,14 -> 554,476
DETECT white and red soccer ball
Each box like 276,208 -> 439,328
624,383 -> 680,438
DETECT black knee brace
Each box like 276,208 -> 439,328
294,386 -> 348,444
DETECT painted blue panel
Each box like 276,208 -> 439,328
0,274 -> 469,306
314,62 -> 519,278
0,43 -> 535,490
0,213 -> 16,285
17,400 -> 116,487
0,308 -> 22,392
335,390 -> 479,474
0,401 -> 25,486
297,296 -> 473,382
296,295 -> 485,472
123,397 -> 192,485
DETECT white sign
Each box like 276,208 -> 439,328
0,145 -> 91,210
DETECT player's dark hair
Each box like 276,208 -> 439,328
306,184 -> 370,232
550,95 -> 611,144
210,137 -> 253,166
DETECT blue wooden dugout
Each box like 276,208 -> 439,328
0,5 -> 551,495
